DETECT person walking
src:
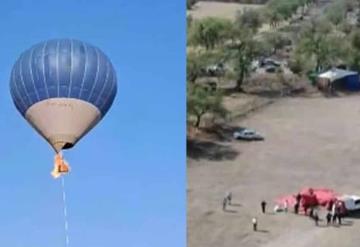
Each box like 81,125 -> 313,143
222,197 -> 227,211
314,211 -> 319,226
294,202 -> 299,214
336,204 -> 342,225
261,200 -> 267,214
326,211 -> 332,225
226,192 -> 232,205
252,217 -> 257,231
327,200 -> 333,212
332,212 -> 337,224
331,203 -> 337,224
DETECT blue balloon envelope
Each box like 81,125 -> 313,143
10,39 -> 117,152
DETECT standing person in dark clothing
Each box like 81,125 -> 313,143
327,201 -> 333,212
226,192 -> 232,205
261,200 -> 267,214
296,193 -> 301,203
294,202 -> 299,214
326,212 -> 332,225
314,211 -> 319,226
331,203 -> 337,224
222,197 -> 227,211
309,207 -> 314,218
336,205 -> 342,225
332,212 -> 337,224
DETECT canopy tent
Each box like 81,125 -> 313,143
317,68 -> 360,91
318,68 -> 358,82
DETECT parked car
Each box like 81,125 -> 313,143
233,128 -> 264,141
338,195 -> 360,211
265,65 -> 277,73
260,58 -> 281,68
203,63 -> 225,77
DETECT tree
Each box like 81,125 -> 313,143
288,54 -> 307,75
339,21 -> 353,35
325,2 -> 346,27
232,38 -> 258,91
187,14 -> 193,30
267,0 -> 301,22
351,30 -> 360,51
188,17 -> 233,50
187,84 -> 227,128
349,30 -> 360,70
186,51 -> 225,83
187,52 -> 203,83
343,0 -> 356,13
296,18 -> 336,71
263,31 -> 291,55
187,0 -> 197,10
235,8 -> 263,33
266,10 -> 282,29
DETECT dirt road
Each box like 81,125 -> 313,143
188,95 -> 360,247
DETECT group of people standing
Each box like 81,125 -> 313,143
222,191 -> 347,232
295,193 -> 345,226
325,200 -> 344,225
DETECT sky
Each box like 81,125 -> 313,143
0,1 -> 185,246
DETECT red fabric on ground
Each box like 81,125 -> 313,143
276,187 -> 338,208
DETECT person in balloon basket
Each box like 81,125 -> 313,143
51,153 -> 70,179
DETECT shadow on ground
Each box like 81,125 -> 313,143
346,211 -> 360,219
256,229 -> 269,233
247,87 -> 313,98
247,90 -> 282,98
187,139 -> 239,161
203,124 -> 243,142
224,209 -> 238,213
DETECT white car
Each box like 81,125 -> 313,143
338,195 -> 360,211
233,128 -> 264,141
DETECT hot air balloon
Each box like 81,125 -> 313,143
10,39 -> 117,177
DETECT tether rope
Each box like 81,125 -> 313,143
61,177 -> 70,247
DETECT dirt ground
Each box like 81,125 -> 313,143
188,1 -> 263,20
188,95 -> 360,247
